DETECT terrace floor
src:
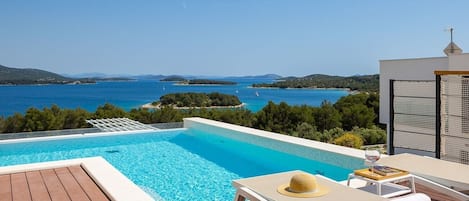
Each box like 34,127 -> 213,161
409,181 -> 463,201
0,165 -> 110,201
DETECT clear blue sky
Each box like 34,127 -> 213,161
1,1 -> 468,77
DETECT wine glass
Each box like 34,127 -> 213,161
365,147 -> 381,176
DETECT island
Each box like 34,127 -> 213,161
252,74 -> 379,92
176,79 -> 237,85
142,92 -> 245,109
160,75 -> 187,82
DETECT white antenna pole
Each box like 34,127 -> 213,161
445,27 -> 455,53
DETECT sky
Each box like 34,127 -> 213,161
1,0 -> 469,77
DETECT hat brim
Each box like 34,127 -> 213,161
277,183 -> 329,198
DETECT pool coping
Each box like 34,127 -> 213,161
0,157 -> 154,201
0,128 -> 186,144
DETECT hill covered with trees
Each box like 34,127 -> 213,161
253,74 -> 379,92
0,65 -> 95,85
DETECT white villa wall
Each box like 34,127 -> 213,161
448,53 -> 469,69
380,53 -> 469,159
379,57 -> 448,124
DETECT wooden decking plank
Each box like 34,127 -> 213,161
68,166 -> 110,201
399,180 -> 461,201
55,167 -> 90,201
0,174 -> 12,201
10,173 -> 32,201
26,171 -> 52,201
41,169 -> 71,201
415,182 -> 460,201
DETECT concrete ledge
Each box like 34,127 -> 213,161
0,128 -> 185,144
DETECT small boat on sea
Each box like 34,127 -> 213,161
255,91 -> 259,97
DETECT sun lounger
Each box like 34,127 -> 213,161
234,172 -> 432,201
233,187 -> 268,201
378,153 -> 469,200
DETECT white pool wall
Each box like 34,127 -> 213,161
184,117 -> 368,170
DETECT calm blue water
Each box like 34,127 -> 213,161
0,78 -> 348,117
0,129 -> 355,201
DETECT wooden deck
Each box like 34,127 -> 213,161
414,182 -> 460,201
0,165 -> 110,201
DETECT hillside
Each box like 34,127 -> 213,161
0,65 -> 94,85
253,74 -> 379,92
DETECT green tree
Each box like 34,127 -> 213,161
23,108 -> 45,131
129,108 -> 154,124
153,106 -> 183,123
366,93 -> 380,125
0,116 -> 5,133
339,104 -> 375,130
313,101 -> 341,132
351,126 -> 386,145
253,101 -> 297,133
42,105 -> 64,130
3,113 -> 25,133
293,122 -> 321,141
334,93 -> 378,129
63,108 -> 91,129
93,103 -> 128,119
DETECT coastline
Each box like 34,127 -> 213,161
173,83 -> 236,86
141,103 -> 246,110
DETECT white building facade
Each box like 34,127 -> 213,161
380,43 -> 469,164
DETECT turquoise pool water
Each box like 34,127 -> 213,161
0,128 -> 360,201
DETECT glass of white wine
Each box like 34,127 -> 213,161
365,147 -> 381,176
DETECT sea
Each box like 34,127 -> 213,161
0,78 -> 349,117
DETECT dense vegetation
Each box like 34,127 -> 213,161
0,65 -> 95,85
253,74 -> 379,92
0,93 -> 384,148
179,79 -> 237,85
155,92 -> 242,107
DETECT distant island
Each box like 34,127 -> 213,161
142,92 -> 244,109
252,74 -> 379,92
0,64 -> 95,85
176,79 -> 237,85
160,75 -> 187,82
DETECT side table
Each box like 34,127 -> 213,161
347,173 -> 416,198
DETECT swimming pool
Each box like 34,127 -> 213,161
0,118 -> 365,200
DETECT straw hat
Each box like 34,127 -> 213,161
277,173 -> 329,198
